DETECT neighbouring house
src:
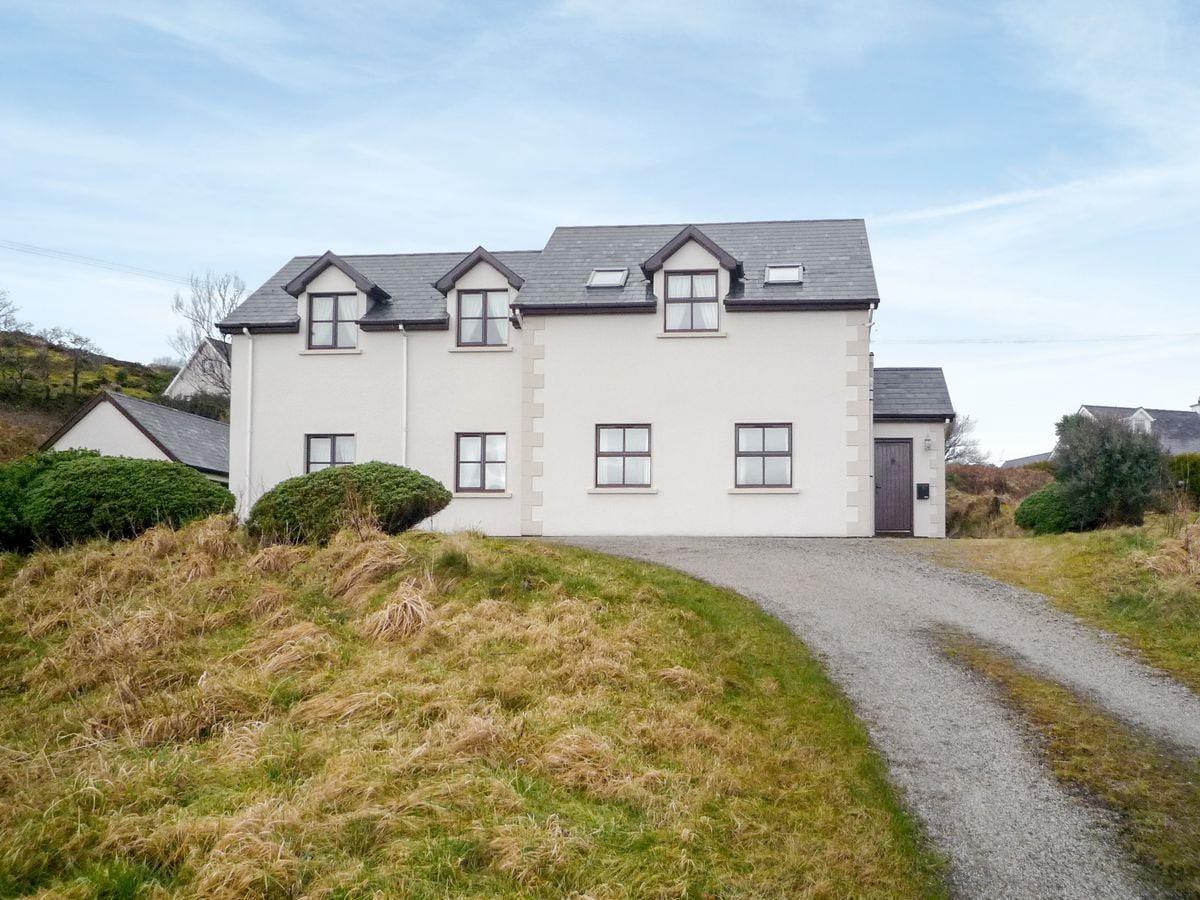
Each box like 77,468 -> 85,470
43,390 -> 230,483
219,219 -> 955,537
163,337 -> 232,399
1000,452 -> 1053,469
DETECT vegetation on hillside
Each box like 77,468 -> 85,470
931,515 -> 1200,690
945,636 -> 1200,896
944,463 -> 1052,538
0,521 -> 943,897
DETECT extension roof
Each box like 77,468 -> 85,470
43,391 -> 229,476
219,219 -> 879,332
873,368 -> 955,422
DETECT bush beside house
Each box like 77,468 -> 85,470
248,461 -> 451,544
1169,453 -> 1200,505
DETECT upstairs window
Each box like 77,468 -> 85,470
595,425 -> 651,487
456,433 -> 507,492
458,290 -> 509,346
764,264 -> 803,284
664,270 -> 719,332
308,294 -> 357,349
306,434 -> 355,472
587,268 -> 628,287
735,424 -> 792,487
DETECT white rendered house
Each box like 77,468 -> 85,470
220,220 -> 954,537
163,337 -> 232,399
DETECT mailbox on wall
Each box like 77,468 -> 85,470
916,483 -> 931,501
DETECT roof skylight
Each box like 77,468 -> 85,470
587,268 -> 628,287
764,264 -> 803,284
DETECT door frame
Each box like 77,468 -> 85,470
874,437 -> 914,536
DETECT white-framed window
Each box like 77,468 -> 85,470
587,268 -> 628,287
456,433 -> 507,492
595,424 -> 651,487
306,434 -> 355,472
735,423 -> 792,487
764,264 -> 803,284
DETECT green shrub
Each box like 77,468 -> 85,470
0,450 -> 98,550
1014,482 -> 1083,535
248,462 -> 451,545
1053,413 -> 1168,528
1168,453 -> 1200,505
21,456 -> 234,546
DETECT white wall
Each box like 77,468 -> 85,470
164,342 -> 230,399
51,401 -> 171,462
872,420 -> 948,538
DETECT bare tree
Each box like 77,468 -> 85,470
57,329 -> 101,399
169,271 -> 244,394
945,414 -> 989,465
0,290 -> 33,396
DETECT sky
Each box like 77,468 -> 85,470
0,0 -> 1197,461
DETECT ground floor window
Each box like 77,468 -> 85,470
456,433 -> 507,491
735,423 -> 792,487
306,434 -> 355,472
595,424 -> 651,487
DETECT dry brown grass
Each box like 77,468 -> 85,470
0,520 -> 943,898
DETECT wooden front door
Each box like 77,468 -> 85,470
874,439 -> 913,535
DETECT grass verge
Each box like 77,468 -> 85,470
929,517 -> 1200,690
944,636 -> 1200,896
0,518 -> 943,898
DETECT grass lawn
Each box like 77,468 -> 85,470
0,519 -> 943,898
945,636 -> 1200,896
928,517 -> 1200,691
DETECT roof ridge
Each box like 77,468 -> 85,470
552,218 -> 866,230
107,390 -> 229,428
288,248 -> 543,263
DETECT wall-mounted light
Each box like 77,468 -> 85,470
923,436 -> 933,451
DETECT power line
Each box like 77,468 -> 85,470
0,240 -> 191,286
877,333 -> 1200,345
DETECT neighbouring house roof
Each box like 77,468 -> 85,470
163,337 -> 232,400
43,391 -> 229,476
1080,403 -> 1200,455
873,367 -> 955,422
1000,452 -> 1053,469
220,250 -> 542,333
220,219 -> 880,332
206,336 -> 232,364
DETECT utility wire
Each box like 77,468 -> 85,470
0,240 -> 191,286
877,333 -> 1200,345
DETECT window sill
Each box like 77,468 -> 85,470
656,331 -> 726,339
449,345 -> 514,353
727,487 -> 801,494
453,491 -> 512,499
299,348 -> 362,355
588,487 -> 658,495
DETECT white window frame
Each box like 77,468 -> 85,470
587,268 -> 629,287
764,264 -> 804,284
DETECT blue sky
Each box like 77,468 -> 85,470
1,0 -> 1197,460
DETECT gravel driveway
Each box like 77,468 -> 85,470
565,537 -> 1200,899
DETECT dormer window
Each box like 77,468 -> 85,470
457,290 -> 509,346
587,268 -> 628,287
764,264 -> 803,284
664,270 -> 719,332
308,294 -> 358,349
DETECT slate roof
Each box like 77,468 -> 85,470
513,219 -> 879,311
204,337 -> 232,365
1001,452 -> 1053,469
873,368 -> 955,421
220,250 -> 542,332
220,219 -> 880,331
1080,404 -> 1200,455
105,392 -> 229,475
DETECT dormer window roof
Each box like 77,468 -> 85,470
641,225 -> 741,277
764,264 -> 803,284
283,250 -> 389,300
587,268 -> 628,287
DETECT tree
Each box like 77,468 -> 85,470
56,329 -> 101,399
0,291 -> 33,398
944,415 -> 988,465
1053,413 -> 1167,528
169,271 -> 244,395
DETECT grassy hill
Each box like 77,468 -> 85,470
0,330 -> 176,462
0,522 -> 943,898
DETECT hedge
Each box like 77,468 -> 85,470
0,450 -> 99,550
1168,453 -> 1200,505
21,455 -> 234,546
248,461 -> 451,545
1014,482 -> 1089,535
